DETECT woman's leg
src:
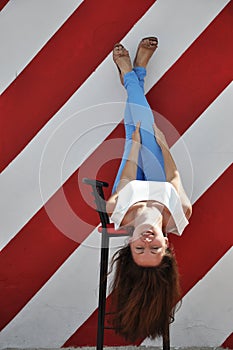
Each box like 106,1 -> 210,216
112,70 -> 165,193
124,70 -> 166,181
133,66 -> 146,92
111,72 -> 144,194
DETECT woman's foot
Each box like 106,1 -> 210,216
134,37 -> 158,68
113,44 -> 132,84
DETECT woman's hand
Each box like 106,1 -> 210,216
132,121 -> 141,145
116,122 -> 141,192
153,123 -> 169,149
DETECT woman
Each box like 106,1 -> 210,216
106,38 -> 192,341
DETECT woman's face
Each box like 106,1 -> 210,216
129,206 -> 168,267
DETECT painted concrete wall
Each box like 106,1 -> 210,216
0,0 -> 232,348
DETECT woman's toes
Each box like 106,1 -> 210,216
113,44 -> 132,84
134,37 -> 158,68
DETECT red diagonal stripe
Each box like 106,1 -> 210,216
147,1 -> 233,136
0,4 -> 231,332
64,165 -> 233,347
0,0 -> 10,11
0,0 -> 155,172
222,332 -> 233,349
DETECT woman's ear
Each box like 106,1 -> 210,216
128,235 -> 134,243
165,237 -> 169,247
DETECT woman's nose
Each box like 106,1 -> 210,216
140,232 -> 154,243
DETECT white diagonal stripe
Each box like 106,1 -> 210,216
0,0 -> 84,93
1,0 -> 230,249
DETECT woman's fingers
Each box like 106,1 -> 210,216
132,122 -> 168,148
135,121 -> 141,134
153,123 -> 168,148
132,121 -> 141,143
153,122 -> 159,134
153,123 -> 159,139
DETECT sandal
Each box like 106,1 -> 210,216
133,37 -> 158,68
113,43 -> 132,85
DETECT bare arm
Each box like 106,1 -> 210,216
106,122 -> 141,215
153,124 -> 192,219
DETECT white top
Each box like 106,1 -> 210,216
110,180 -> 189,235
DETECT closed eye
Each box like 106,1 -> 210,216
135,247 -> 144,254
151,247 -> 162,254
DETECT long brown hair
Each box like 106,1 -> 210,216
109,245 -> 181,341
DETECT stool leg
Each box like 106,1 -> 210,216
96,229 -> 110,350
162,323 -> 170,350
82,179 -> 110,350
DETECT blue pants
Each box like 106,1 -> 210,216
112,68 -> 166,193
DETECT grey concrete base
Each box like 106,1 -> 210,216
1,347 -> 229,350
56,347 -> 227,350
63,348 -> 227,350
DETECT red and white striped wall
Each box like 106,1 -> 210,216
0,0 -> 232,348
